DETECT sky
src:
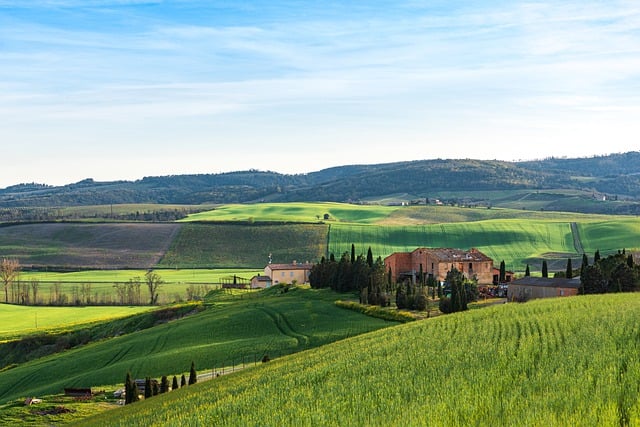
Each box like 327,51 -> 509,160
1,1 -> 639,188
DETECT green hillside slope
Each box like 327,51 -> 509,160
0,287 -> 396,404
79,293 -> 640,426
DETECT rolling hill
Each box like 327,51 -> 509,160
1,152 -> 640,215
1,204 -> 638,272
77,292 -> 640,426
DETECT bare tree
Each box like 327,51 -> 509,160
0,258 -> 20,303
145,270 -> 164,305
81,283 -> 92,304
30,279 -> 39,304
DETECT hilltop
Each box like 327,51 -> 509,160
2,152 -> 640,215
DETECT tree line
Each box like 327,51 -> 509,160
580,249 -> 639,294
124,361 -> 198,404
309,245 -> 478,314
0,260 -> 181,306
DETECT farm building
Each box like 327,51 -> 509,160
492,267 -> 515,284
507,277 -> 581,301
250,274 -> 272,289
264,261 -> 313,285
384,248 -> 494,285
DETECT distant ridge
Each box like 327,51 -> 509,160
1,152 -> 639,214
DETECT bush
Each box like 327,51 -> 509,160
439,297 -> 453,314
335,300 -> 416,323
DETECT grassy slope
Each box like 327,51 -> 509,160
0,305 -> 154,342
79,293 -> 640,427
179,203 -> 640,272
0,287 -> 396,404
180,202 -> 399,224
1,203 -> 638,273
159,223 -> 328,268
0,223 -> 179,269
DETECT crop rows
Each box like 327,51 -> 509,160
81,293 -> 640,426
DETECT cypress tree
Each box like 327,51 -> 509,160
499,260 -> 506,282
566,258 -> 573,279
125,372 -> 139,404
172,375 -> 179,391
542,260 -> 548,278
594,249 -> 601,264
188,361 -> 197,385
124,372 -> 133,404
181,374 -> 187,387
525,264 -> 530,277
366,247 -> 374,268
627,254 -> 634,268
351,244 -> 356,264
160,376 -> 169,394
144,377 -> 152,399
152,380 -> 160,396
581,253 -> 589,276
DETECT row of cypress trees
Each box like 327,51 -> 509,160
124,361 -> 198,404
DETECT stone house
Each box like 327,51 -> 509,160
264,261 -> 313,285
384,248 -> 494,285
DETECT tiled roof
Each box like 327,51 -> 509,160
419,248 -> 492,262
511,277 -> 581,288
266,263 -> 313,271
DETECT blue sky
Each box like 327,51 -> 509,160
1,1 -> 639,187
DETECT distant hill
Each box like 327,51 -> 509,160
1,152 -> 640,214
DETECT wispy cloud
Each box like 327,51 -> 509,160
1,0 -> 639,186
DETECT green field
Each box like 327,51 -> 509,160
328,218 -> 640,272
0,286 -> 396,404
0,305 -> 154,342
0,203 -> 638,274
78,293 -> 640,426
159,223 -> 328,268
181,202 -> 401,224
0,222 -> 179,269
183,202 -> 626,225
16,269 -> 261,305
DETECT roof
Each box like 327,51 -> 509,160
265,263 -> 313,271
419,248 -> 492,262
251,275 -> 272,282
510,277 -> 581,289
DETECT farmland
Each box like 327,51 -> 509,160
79,293 -> 640,427
0,305 -> 154,343
0,286 -> 396,405
0,203 -> 639,277
159,223 -> 328,268
16,269 -> 261,305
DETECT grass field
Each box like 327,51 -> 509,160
78,293 -> 640,426
16,269 -> 261,304
181,202 -> 401,224
159,223 -> 328,268
0,203 -> 638,273
0,222 -> 179,269
0,286 -> 396,405
183,202 -> 628,225
0,305 -> 154,342
329,220 -> 575,272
